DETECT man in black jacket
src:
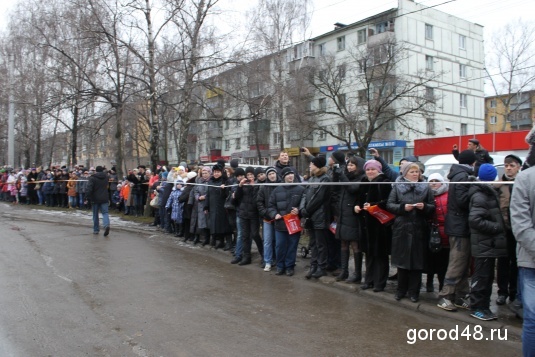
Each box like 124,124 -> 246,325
86,166 -> 110,236
437,150 -> 476,311
452,138 -> 493,175
301,156 -> 331,279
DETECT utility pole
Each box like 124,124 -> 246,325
8,53 -> 15,168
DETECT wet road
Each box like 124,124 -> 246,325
0,203 -> 521,356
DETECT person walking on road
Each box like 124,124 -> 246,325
86,166 -> 110,236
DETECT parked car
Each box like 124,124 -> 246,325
422,154 -> 518,180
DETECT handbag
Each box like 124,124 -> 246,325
224,191 -> 236,210
150,193 -> 160,208
429,220 -> 442,253
367,205 -> 396,225
283,213 -> 302,235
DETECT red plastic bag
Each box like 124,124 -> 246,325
368,205 -> 396,225
329,221 -> 337,235
283,213 -> 302,234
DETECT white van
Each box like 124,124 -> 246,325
423,154 -> 511,180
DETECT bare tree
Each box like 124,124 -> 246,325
308,38 -> 440,158
486,19 -> 535,131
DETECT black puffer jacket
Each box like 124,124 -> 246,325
387,178 -> 435,270
468,183 -> 507,258
86,172 -> 109,204
235,182 -> 259,220
267,185 -> 305,232
335,161 -> 365,241
299,166 -> 331,230
444,164 -> 474,237
257,178 -> 280,220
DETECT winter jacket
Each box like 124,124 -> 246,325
453,147 -> 493,175
76,177 -> 88,194
444,164 -> 474,237
468,182 -> 507,258
204,176 -> 231,234
235,182 -> 259,220
67,179 -> 77,197
299,166 -> 331,230
358,174 -> 392,256
189,177 -> 209,232
267,185 -> 305,232
431,185 -> 449,248
257,178 -> 280,220
495,174 -> 515,230
179,178 -> 195,220
274,160 -> 301,182
166,187 -> 184,223
511,167 -> 535,269
109,173 -> 119,192
86,172 -> 110,204
335,164 -> 365,242
387,177 -> 435,270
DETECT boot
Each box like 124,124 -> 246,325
193,235 -> 200,245
223,235 -> 232,251
238,254 -> 251,266
177,224 -> 184,238
311,266 -> 326,279
346,252 -> 363,283
202,233 -> 210,246
336,250 -> 349,282
305,265 -> 317,280
210,236 -> 216,247
426,274 -> 434,292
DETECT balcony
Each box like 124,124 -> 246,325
206,128 -> 223,139
368,31 -> 394,47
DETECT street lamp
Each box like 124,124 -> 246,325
445,127 -> 461,149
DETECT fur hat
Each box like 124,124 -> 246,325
95,166 -> 104,172
212,164 -> 224,172
245,166 -> 255,175
235,167 -> 246,177
331,150 -> 345,164
311,156 -> 326,168
458,149 -> 477,165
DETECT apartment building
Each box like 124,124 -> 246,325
485,90 -> 535,133
176,0 -> 485,169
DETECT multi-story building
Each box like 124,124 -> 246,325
181,0 -> 486,170
485,90 -> 535,133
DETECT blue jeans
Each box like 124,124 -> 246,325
275,230 -> 301,270
520,267 -> 535,357
92,202 -> 110,233
234,216 -> 243,259
68,196 -> 77,208
79,193 -> 85,208
263,221 -> 275,265
36,190 -> 44,205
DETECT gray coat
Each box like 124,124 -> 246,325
511,167 -> 535,269
189,178 -> 209,233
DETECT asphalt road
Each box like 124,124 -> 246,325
0,203 -> 522,356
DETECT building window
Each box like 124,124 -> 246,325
460,93 -> 467,108
459,64 -> 467,78
490,99 -> 497,108
338,63 -> 346,79
425,86 -> 434,101
376,21 -> 391,34
357,59 -> 366,74
338,123 -> 346,138
319,98 -> 326,112
318,43 -> 326,56
338,94 -> 346,109
425,24 -> 433,40
225,139 -> 230,150
273,132 -> 281,145
425,55 -> 434,70
235,120 -> 241,127
305,101 -> 313,112
459,34 -> 466,50
461,123 -> 468,135
426,118 -> 435,134
318,130 -> 326,141
337,36 -> 345,51
490,116 -> 497,124
357,29 -> 367,44
235,138 -> 241,149
358,89 -> 367,104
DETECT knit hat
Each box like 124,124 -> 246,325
230,159 -> 239,169
311,156 -> 327,168
162,171 -> 169,179
281,167 -> 294,178
201,166 -> 212,174
179,162 -> 187,168
235,168 -> 245,177
177,166 -> 185,172
245,166 -> 255,176
416,161 -> 425,174
428,173 -> 445,182
401,162 -> 417,177
254,167 -> 265,176
363,160 -> 382,173
265,166 -> 277,177
469,138 -> 480,146
400,155 -> 417,164
95,166 -> 104,172
478,164 -> 497,181
331,150 -> 345,164
458,149 -> 477,165
186,172 -> 197,180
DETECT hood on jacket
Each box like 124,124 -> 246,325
447,163 -> 474,181
312,166 -> 329,177
92,172 -> 108,181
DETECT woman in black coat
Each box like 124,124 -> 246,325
179,172 -> 197,243
387,163 -> 435,302
204,164 -> 231,248
358,160 -> 392,292
334,156 -> 366,283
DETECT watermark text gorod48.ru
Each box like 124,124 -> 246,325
407,325 -> 507,344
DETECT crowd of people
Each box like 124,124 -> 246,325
2,129 -> 535,333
